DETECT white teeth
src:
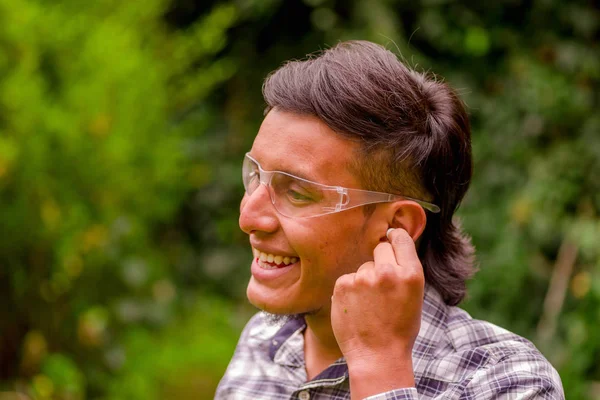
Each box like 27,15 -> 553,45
253,248 -> 298,266
258,260 -> 278,269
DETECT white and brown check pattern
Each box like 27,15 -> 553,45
216,285 -> 564,399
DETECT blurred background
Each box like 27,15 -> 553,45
0,0 -> 598,399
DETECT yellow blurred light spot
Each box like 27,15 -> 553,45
88,114 -> 112,138
510,197 -> 532,225
152,279 -> 176,304
21,331 -> 47,372
77,309 -> 108,347
23,331 -> 47,359
571,271 -> 591,299
82,225 -> 108,252
41,200 -> 61,230
32,374 -> 54,399
63,255 -> 83,278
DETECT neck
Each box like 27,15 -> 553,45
303,309 -> 343,380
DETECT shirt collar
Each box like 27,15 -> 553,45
265,285 -> 449,379
269,316 -> 305,365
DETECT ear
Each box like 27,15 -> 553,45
386,200 -> 428,241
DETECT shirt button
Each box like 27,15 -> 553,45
298,390 -> 310,400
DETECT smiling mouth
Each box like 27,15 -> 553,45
253,247 -> 299,269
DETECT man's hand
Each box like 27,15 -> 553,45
331,228 -> 424,398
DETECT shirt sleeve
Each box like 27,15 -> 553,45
366,347 -> 564,400
460,350 -> 565,399
363,388 -> 418,400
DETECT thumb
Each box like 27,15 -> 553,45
386,228 -> 421,270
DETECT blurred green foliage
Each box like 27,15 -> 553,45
0,0 -> 598,399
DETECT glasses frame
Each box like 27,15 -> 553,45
243,153 -> 440,218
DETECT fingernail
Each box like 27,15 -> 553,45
386,228 -> 395,240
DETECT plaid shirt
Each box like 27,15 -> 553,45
216,285 -> 564,399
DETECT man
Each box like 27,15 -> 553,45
216,41 -> 564,399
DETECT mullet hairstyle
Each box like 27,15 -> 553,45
262,41 -> 475,306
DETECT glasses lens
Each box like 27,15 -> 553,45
242,155 -> 260,195
242,154 -> 341,218
270,172 -> 327,217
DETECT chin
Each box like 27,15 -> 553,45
247,293 -> 294,315
246,283 -> 314,316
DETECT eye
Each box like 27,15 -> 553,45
287,189 -> 315,203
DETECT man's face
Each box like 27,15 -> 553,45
239,110 -> 384,316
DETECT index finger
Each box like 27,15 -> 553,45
386,228 -> 421,270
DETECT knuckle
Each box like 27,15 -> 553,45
376,266 -> 398,287
334,274 -> 353,292
376,263 -> 397,279
357,261 -> 374,273
353,271 -> 371,287
403,269 -> 424,286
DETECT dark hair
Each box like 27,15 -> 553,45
262,40 -> 475,306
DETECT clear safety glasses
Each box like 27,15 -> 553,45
242,153 -> 440,218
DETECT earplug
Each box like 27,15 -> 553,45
386,228 -> 395,241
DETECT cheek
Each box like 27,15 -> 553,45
328,216 -> 375,269
284,223 -> 328,271
284,210 -> 372,276
299,220 -> 365,276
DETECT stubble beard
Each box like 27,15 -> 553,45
260,307 -> 321,327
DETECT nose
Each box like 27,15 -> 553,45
239,183 -> 279,235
